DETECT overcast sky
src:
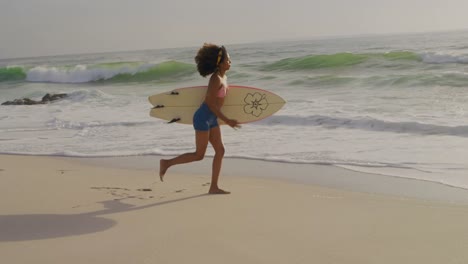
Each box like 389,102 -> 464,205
1,0 -> 468,59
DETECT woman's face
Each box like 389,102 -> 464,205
220,53 -> 231,72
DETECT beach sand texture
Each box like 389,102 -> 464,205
2,154 -> 468,263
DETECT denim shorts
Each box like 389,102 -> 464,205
193,103 -> 218,131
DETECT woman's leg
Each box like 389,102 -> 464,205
159,130 -> 209,181
208,126 -> 230,194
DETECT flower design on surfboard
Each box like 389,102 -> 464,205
243,93 -> 269,117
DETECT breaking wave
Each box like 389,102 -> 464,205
0,61 -> 196,83
262,51 -> 468,71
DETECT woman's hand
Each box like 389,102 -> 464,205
226,119 -> 241,129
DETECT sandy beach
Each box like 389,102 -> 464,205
1,154 -> 468,264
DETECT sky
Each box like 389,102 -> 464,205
1,0 -> 468,59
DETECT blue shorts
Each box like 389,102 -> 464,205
193,103 -> 218,131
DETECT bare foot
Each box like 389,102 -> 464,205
208,188 -> 231,194
159,159 -> 169,182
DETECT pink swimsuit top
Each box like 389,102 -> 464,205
217,84 -> 229,98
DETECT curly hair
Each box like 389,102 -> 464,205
194,43 -> 226,77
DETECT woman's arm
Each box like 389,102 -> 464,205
205,75 -> 239,128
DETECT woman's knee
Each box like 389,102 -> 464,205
194,152 -> 205,161
215,146 -> 225,156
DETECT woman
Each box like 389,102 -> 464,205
159,44 -> 240,194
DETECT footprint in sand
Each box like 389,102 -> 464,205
175,189 -> 186,193
202,182 -> 210,186
91,187 -> 131,191
137,188 -> 152,192
91,186 -> 156,201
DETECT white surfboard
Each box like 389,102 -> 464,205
148,85 -> 286,124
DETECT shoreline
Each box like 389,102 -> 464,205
2,153 -> 468,204
57,154 -> 468,205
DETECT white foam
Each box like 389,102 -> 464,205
25,64 -> 155,83
256,115 -> 468,137
420,52 -> 468,64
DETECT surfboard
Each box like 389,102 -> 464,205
148,85 -> 286,124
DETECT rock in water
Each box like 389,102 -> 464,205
2,93 -> 68,105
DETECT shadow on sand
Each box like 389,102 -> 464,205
0,194 -> 207,242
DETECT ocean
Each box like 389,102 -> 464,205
1,30 -> 468,189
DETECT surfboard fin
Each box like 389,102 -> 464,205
168,118 -> 181,124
